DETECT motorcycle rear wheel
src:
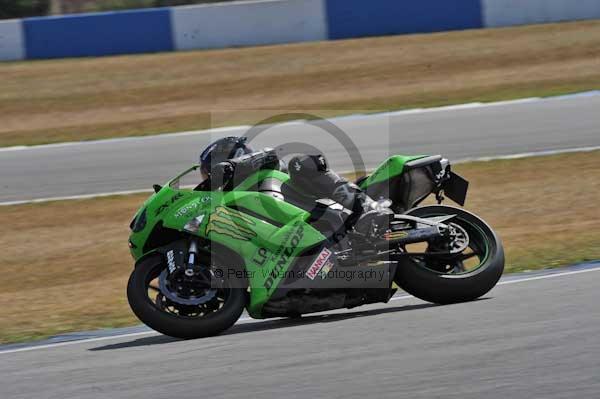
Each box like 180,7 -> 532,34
127,253 -> 246,339
394,205 -> 504,304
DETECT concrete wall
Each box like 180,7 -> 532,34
172,0 -> 327,50
2,0 -> 600,61
0,19 -> 24,61
483,0 -> 600,27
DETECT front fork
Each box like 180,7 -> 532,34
184,239 -> 199,277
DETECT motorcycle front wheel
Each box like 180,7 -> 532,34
394,205 -> 505,305
127,252 -> 246,339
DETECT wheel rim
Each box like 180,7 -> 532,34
144,262 -> 232,318
407,215 -> 491,276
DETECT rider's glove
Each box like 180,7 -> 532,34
210,161 -> 235,190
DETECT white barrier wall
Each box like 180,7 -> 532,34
0,19 -> 24,61
482,0 -> 600,27
171,0 -> 327,50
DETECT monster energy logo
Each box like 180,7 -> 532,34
205,206 -> 257,241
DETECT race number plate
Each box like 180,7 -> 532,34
444,172 -> 469,206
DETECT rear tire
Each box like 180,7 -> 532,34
394,205 -> 504,304
127,254 -> 246,339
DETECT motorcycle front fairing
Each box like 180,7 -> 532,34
129,167 -> 330,318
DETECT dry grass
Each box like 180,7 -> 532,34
0,194 -> 147,343
455,153 -> 600,271
0,151 -> 599,344
1,20 -> 600,146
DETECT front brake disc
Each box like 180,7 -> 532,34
158,269 -> 217,306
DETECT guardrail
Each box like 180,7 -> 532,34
1,0 -> 600,61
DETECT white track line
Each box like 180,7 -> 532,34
1,265 -> 598,355
454,145 -> 600,164
0,125 -> 251,153
495,267 -> 600,285
388,266 -> 600,303
0,331 -> 161,355
1,91 -> 598,154
0,189 -> 155,206
2,145 -> 599,207
0,316 -> 251,355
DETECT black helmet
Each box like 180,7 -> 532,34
199,136 -> 254,175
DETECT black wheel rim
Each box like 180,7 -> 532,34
407,215 -> 491,276
144,262 -> 232,319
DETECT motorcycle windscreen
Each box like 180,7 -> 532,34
443,172 -> 469,206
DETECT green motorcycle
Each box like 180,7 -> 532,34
127,151 -> 504,339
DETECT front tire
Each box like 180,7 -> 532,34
127,254 -> 246,339
394,205 -> 504,304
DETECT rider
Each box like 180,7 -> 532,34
199,136 -> 389,234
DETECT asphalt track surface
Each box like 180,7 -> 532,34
2,94 -> 600,203
2,264 -> 600,399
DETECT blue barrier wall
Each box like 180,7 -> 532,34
23,8 -> 173,59
325,0 -> 484,39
